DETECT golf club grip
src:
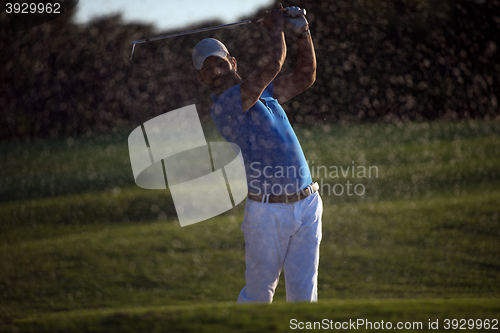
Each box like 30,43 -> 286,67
254,8 -> 306,24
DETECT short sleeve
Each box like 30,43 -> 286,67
211,85 -> 244,142
263,81 -> 274,98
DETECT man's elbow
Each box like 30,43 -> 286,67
308,70 -> 316,87
301,70 -> 316,91
258,55 -> 283,77
303,61 -> 316,86
269,59 -> 284,77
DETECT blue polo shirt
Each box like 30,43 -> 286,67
210,82 -> 312,195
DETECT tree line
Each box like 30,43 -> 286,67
1,0 -> 498,139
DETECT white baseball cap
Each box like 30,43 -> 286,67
192,38 -> 229,70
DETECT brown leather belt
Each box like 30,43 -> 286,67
247,182 -> 319,204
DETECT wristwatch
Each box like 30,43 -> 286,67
297,29 -> 311,38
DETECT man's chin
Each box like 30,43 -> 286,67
210,74 -> 242,94
211,82 -> 234,94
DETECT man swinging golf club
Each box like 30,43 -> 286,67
193,5 -> 322,303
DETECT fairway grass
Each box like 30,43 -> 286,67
1,120 -> 499,331
3,299 -> 500,333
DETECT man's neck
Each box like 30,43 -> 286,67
213,75 -> 243,95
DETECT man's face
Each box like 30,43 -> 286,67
197,56 -> 241,94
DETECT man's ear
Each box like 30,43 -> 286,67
197,72 -> 206,86
230,57 -> 238,71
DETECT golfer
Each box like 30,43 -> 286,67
192,6 -> 322,303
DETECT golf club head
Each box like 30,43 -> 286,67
130,41 -> 138,60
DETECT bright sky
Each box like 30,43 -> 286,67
73,0 -> 274,31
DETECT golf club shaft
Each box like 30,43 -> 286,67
130,19 -> 256,60
129,8 -> 306,60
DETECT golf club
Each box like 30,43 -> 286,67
129,8 -> 306,60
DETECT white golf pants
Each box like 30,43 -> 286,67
237,192 -> 323,303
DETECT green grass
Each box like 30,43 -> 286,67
3,299 -> 500,333
1,120 -> 499,331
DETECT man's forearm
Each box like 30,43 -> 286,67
258,27 -> 287,77
239,9 -> 286,111
269,10 -> 316,103
293,29 -> 316,85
